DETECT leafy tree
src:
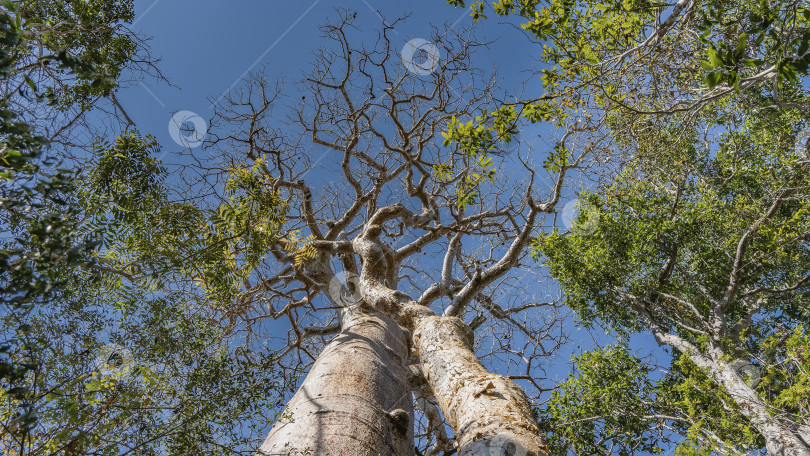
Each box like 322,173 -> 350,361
542,346 -> 674,456
1,0 -> 112,439
2,131 -> 288,455
2,2 -> 287,454
449,0 -> 810,110
533,90 -> 810,454
14,0 -> 140,109
439,1 -> 810,452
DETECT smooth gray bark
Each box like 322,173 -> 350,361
257,304 -> 413,456
647,318 -> 810,456
709,356 -> 810,456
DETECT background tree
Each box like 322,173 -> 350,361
449,0 -> 810,116
7,0 -> 159,146
2,2 -> 289,454
542,345 -> 676,456
441,0 -> 810,453
534,89 -> 810,455
1,0 -> 131,444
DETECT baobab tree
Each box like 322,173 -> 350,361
201,13 -> 592,456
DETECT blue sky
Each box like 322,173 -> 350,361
118,0 -> 669,388
119,0 -> 542,156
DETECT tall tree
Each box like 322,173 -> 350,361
2,2 -> 288,454
198,13 -> 586,455
449,0 -> 810,117
443,0 -> 810,453
1,0 -> 137,445
534,91 -> 810,455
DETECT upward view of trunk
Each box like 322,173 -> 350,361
412,314 -> 550,456
654,324 -> 810,456
257,304 -> 413,456
348,224 -> 552,456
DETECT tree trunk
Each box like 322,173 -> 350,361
708,357 -> 810,456
354,285 -> 551,455
351,228 -> 551,455
412,314 -> 551,456
642,307 -> 810,456
257,304 -> 413,456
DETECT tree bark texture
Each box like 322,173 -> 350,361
663,330 -> 809,455
640,303 -> 810,456
351,226 -> 552,456
413,315 -> 550,456
257,304 -> 413,456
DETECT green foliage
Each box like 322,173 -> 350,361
221,158 -> 288,271
542,346 -> 672,456
448,0 -> 810,108
2,284 -> 288,455
543,344 -> 782,455
521,99 -> 554,123
15,0 -> 139,108
80,133 -> 287,307
657,352 -> 765,454
3,129 -> 289,454
532,90 -> 810,452
759,326 -> 810,424
541,141 -> 570,173
1,0 -> 111,437
2,3 -> 288,453
438,110 -> 505,208
87,132 -> 166,222
534,93 -> 810,332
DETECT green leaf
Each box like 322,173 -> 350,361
24,76 -> 37,92
736,32 -> 748,52
704,71 -> 722,88
707,45 -> 723,67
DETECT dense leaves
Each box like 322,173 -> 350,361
438,1 -> 810,451
1,2 -> 287,454
542,346 -> 673,456
452,0 -> 810,104
14,0 -> 138,108
533,90 -> 810,453
1,0 -> 107,438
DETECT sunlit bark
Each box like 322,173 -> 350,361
350,225 -> 551,456
257,305 -> 413,456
